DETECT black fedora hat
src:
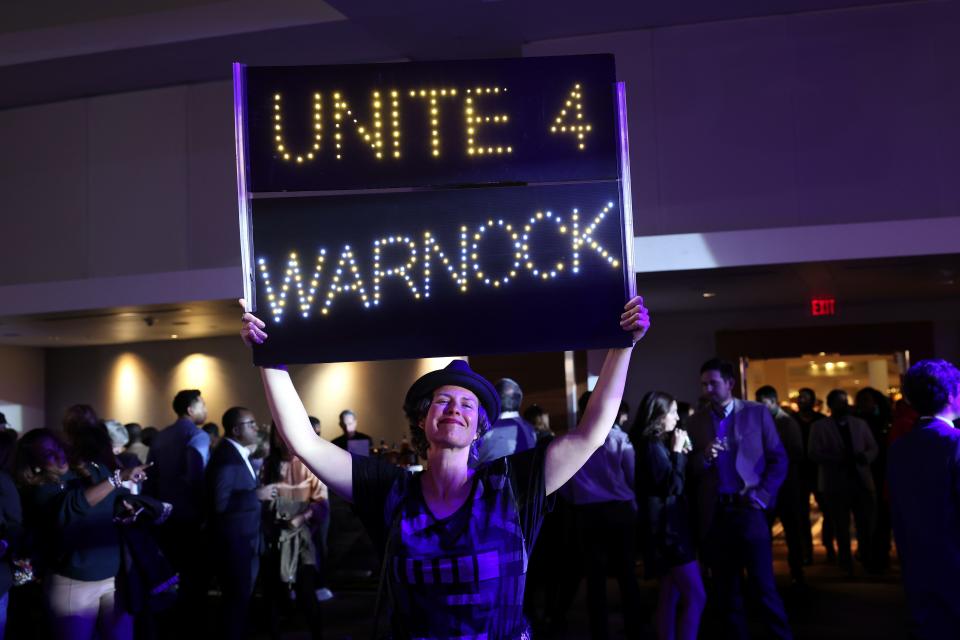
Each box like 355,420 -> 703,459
404,360 -> 500,420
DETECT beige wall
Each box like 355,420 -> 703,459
44,335 -> 460,445
0,344 -> 45,431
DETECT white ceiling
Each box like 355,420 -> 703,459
0,0 -> 923,108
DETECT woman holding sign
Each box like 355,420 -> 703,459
240,295 -> 649,639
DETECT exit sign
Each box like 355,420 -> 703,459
811,297 -> 836,317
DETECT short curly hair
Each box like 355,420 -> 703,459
404,392 -> 492,460
902,359 -> 960,416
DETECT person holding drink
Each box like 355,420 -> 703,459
687,358 -> 791,639
631,391 -> 704,640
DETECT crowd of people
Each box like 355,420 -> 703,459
0,392 -> 340,640
0,297 -> 954,639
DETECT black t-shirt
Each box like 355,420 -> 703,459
331,431 -> 373,451
350,440 -> 554,555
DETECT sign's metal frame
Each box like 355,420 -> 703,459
234,60 -> 636,356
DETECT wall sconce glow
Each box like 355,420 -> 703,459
175,353 -> 216,390
256,200 -> 622,321
417,356 -> 466,377
110,353 -> 148,423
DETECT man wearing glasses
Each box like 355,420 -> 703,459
207,407 -> 278,638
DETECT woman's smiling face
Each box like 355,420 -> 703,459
420,385 -> 481,454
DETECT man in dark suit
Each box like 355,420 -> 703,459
888,360 -> 960,639
688,359 -> 791,639
476,378 -> 538,464
144,389 -> 211,631
756,385 -> 806,585
207,407 -> 276,639
793,387 -> 828,563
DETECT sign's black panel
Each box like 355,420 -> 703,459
250,182 -> 631,365
245,55 -> 618,192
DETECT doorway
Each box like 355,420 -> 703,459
743,352 -> 909,409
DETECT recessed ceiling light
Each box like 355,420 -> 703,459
170,334 -> 179,339
702,292 -> 716,298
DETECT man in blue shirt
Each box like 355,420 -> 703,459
888,359 -> 960,639
688,359 -> 791,639
144,389 -> 211,632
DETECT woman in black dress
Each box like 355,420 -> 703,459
632,391 -> 704,640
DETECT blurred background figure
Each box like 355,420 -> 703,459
888,360 -> 960,639
854,387 -> 893,573
16,426 -> 150,640
562,391 -> 642,640
124,423 -> 149,465
476,378 -> 537,464
104,419 -> 140,470
794,388 -> 827,565
330,410 -> 372,454
523,404 -> 554,441
631,390 -> 703,640
808,390 -> 878,576
756,385 -> 806,585
140,427 -> 158,449
261,423 -> 327,639
617,401 -> 630,430
203,422 -> 222,450
0,428 -> 20,640
145,389 -> 211,634
206,407 -> 275,640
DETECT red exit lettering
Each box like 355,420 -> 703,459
811,298 -> 836,317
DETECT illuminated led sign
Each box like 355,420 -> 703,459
235,56 -> 634,365
242,56 -> 618,192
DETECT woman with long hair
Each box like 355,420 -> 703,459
631,391 -> 704,640
261,422 -> 327,639
241,295 -> 649,639
15,428 -> 150,640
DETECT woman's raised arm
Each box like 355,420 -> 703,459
241,300 -> 355,502
544,296 -> 649,495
